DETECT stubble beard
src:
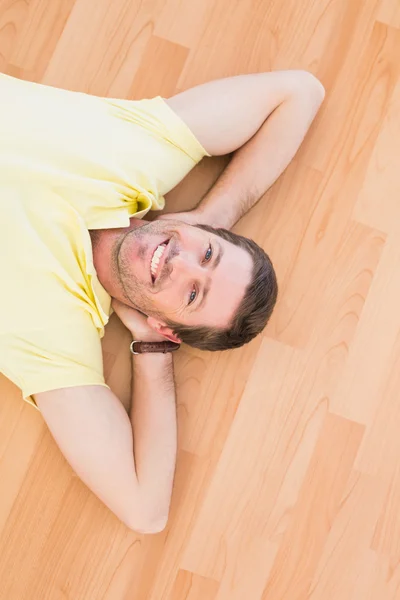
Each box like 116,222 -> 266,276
115,220 -> 175,317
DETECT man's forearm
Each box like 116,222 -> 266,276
195,76 -> 325,230
130,352 -> 177,528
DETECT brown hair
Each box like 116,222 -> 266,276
166,224 -> 278,351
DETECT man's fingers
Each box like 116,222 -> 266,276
156,211 -> 202,226
112,300 -> 142,326
111,298 -> 125,312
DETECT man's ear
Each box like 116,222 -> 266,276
147,316 -> 182,344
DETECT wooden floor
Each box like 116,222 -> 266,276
1,0 -> 400,598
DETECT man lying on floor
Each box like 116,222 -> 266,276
0,70 -> 324,532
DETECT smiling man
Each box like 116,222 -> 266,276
91,217 -> 269,351
0,70 -> 324,533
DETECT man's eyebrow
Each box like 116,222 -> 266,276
196,283 -> 210,312
195,241 -> 224,311
211,241 -> 223,271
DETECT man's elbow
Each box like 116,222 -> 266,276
296,70 -> 326,107
123,513 -> 168,535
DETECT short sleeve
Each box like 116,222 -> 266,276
0,309 -> 109,410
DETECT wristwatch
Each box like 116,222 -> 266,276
130,340 -> 180,354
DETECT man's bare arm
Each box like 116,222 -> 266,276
35,312 -> 177,534
167,70 -> 325,229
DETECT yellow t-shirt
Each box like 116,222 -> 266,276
0,73 -> 209,408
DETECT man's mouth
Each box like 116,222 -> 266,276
150,239 -> 170,283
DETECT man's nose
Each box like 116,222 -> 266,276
172,252 -> 205,278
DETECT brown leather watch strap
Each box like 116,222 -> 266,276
130,340 -> 180,354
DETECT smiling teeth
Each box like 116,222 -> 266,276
151,243 -> 167,279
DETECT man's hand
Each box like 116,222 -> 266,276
156,206 -> 227,230
156,209 -> 207,227
112,299 -> 165,342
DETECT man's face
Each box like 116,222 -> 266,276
116,220 -> 253,329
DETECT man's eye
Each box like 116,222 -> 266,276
188,287 -> 197,305
204,244 -> 213,262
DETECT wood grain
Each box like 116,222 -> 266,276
1,0 -> 400,598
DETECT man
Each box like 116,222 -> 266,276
0,70 -> 324,533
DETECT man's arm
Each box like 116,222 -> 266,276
35,307 -> 177,534
166,70 -> 325,230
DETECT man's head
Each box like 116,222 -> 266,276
100,218 -> 278,351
